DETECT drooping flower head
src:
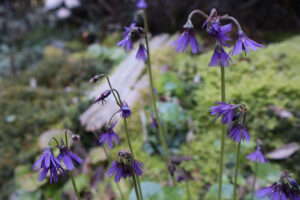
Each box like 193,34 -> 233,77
256,171 -> 300,199
117,23 -> 137,51
209,102 -> 238,126
94,90 -> 112,104
246,139 -> 267,163
231,30 -> 263,56
120,101 -> 131,118
204,20 -> 232,47
136,44 -> 148,61
209,44 -> 232,67
57,139 -> 83,171
228,123 -> 250,143
32,146 -> 65,183
136,0 -> 147,9
107,151 -> 144,182
99,120 -> 120,149
172,28 -> 201,54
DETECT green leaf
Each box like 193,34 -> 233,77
163,186 -> 183,200
205,183 -> 233,200
257,163 -> 281,182
129,181 -> 163,200
64,174 -> 89,193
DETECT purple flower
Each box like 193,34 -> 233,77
231,31 -> 263,56
171,28 -> 201,54
246,148 -> 267,163
228,123 -> 250,143
256,183 -> 287,200
58,146 -> 83,171
136,0 -> 147,8
99,121 -> 120,149
117,23 -> 136,51
205,21 -> 232,47
136,44 -> 148,61
120,101 -> 131,118
209,45 -> 232,67
209,102 -> 238,126
150,116 -> 159,129
132,159 -> 144,177
94,90 -> 111,104
32,146 -> 65,183
107,160 -> 127,182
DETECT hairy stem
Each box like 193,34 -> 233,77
251,162 -> 258,200
233,142 -> 241,200
218,66 -> 226,200
142,9 -> 176,185
123,118 -> 143,200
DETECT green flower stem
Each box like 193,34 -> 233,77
233,142 -> 241,200
123,118 -> 143,200
251,162 -> 258,200
70,171 -> 82,200
142,9 -> 176,185
218,66 -> 226,200
185,177 -> 192,200
132,173 -> 141,200
102,147 -> 125,200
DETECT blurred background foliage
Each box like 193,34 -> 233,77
0,0 -> 300,199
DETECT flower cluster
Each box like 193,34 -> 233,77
173,9 -> 263,67
210,101 -> 249,143
107,151 -> 144,182
32,136 -> 82,183
256,171 -> 300,199
117,22 -> 148,62
98,120 -> 120,149
246,139 -> 267,164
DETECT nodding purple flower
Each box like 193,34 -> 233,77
150,116 -> 159,129
32,146 -> 65,183
99,121 -> 120,149
257,171 -> 300,199
177,174 -> 185,182
120,101 -> 131,118
209,45 -> 232,67
117,23 -> 136,51
246,148 -> 267,164
132,159 -> 144,177
209,102 -> 238,126
58,144 -> 83,171
228,123 -> 250,143
231,31 -> 263,56
94,90 -> 111,104
107,160 -> 127,182
136,0 -> 147,8
205,21 -> 232,47
136,44 -> 148,61
172,28 -> 201,54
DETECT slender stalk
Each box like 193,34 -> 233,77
142,9 -> 176,185
102,147 -> 125,200
123,118 -> 143,200
233,142 -> 241,200
185,177 -> 192,200
251,162 -> 258,200
70,171 -> 82,200
132,173 -> 141,200
218,66 -> 226,200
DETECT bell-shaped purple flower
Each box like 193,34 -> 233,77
246,148 -> 267,164
228,123 -> 250,143
136,0 -> 147,8
99,121 -> 120,149
107,160 -> 127,182
58,145 -> 83,171
256,183 -> 288,200
209,102 -> 238,126
172,28 -> 201,54
94,90 -> 111,104
136,44 -> 148,61
205,21 -> 232,47
231,31 -> 263,56
120,101 -> 131,118
32,146 -> 65,183
132,159 -> 144,177
209,45 -> 232,67
117,23 -> 136,51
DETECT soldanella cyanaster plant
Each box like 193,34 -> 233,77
172,7 -> 263,200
